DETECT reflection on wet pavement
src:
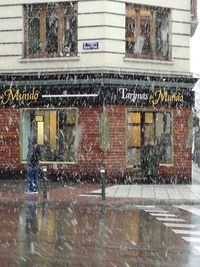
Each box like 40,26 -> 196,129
0,202 -> 200,266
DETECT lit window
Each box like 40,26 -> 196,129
127,111 -> 172,165
126,4 -> 170,60
21,109 -> 78,163
24,2 -> 78,58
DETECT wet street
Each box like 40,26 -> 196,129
1,200 -> 200,267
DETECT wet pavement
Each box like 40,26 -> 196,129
0,163 -> 200,266
1,179 -> 200,207
1,201 -> 200,266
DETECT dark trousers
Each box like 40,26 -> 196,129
27,165 -> 39,192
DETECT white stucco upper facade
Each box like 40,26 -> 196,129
0,0 -> 192,76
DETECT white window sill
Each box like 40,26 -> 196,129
124,57 -> 174,65
19,56 -> 80,63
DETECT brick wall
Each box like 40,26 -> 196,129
0,106 -> 193,183
65,105 -> 126,178
159,108 -> 192,183
0,109 -> 21,170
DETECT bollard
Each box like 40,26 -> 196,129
42,166 -> 48,180
41,166 -> 48,199
100,167 -> 106,200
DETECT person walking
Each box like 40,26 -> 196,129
26,136 -> 41,194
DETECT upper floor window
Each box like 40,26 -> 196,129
24,2 -> 78,58
126,4 -> 170,60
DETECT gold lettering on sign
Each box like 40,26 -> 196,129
1,88 -> 39,104
149,89 -> 183,108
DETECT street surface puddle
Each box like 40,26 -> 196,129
0,202 -> 199,266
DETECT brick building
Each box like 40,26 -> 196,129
0,0 -> 198,183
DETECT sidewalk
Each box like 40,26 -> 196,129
87,162 -> 200,203
87,184 -> 200,204
0,163 -> 200,205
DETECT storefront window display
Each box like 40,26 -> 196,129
127,110 -> 172,166
21,108 -> 78,163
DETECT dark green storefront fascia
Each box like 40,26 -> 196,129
0,72 -> 196,108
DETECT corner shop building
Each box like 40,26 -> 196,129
0,73 -> 195,184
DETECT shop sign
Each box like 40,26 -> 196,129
119,88 -> 148,102
149,89 -> 184,108
118,87 -> 193,107
0,85 -> 194,108
0,87 -> 39,105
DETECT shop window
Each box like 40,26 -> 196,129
126,4 -> 170,60
127,111 -> 172,166
24,2 -> 78,58
21,109 -> 78,163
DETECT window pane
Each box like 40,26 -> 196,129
164,112 -> 171,134
125,5 -> 136,54
49,111 -> 57,150
156,113 -> 164,137
145,112 -> 153,123
156,11 -> 169,59
37,121 -> 44,145
63,2 -> 78,55
128,112 -> 141,123
66,125 -> 75,161
46,4 -> 58,54
35,115 -> 43,122
127,148 -> 141,165
58,110 -> 76,161
160,133 -> 172,164
127,125 -> 141,147
159,112 -> 172,164
27,6 -> 40,55
44,111 -> 50,143
67,109 -> 76,124
144,125 -> 154,145
126,5 -> 136,17
138,9 -> 151,55
21,111 -> 31,161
